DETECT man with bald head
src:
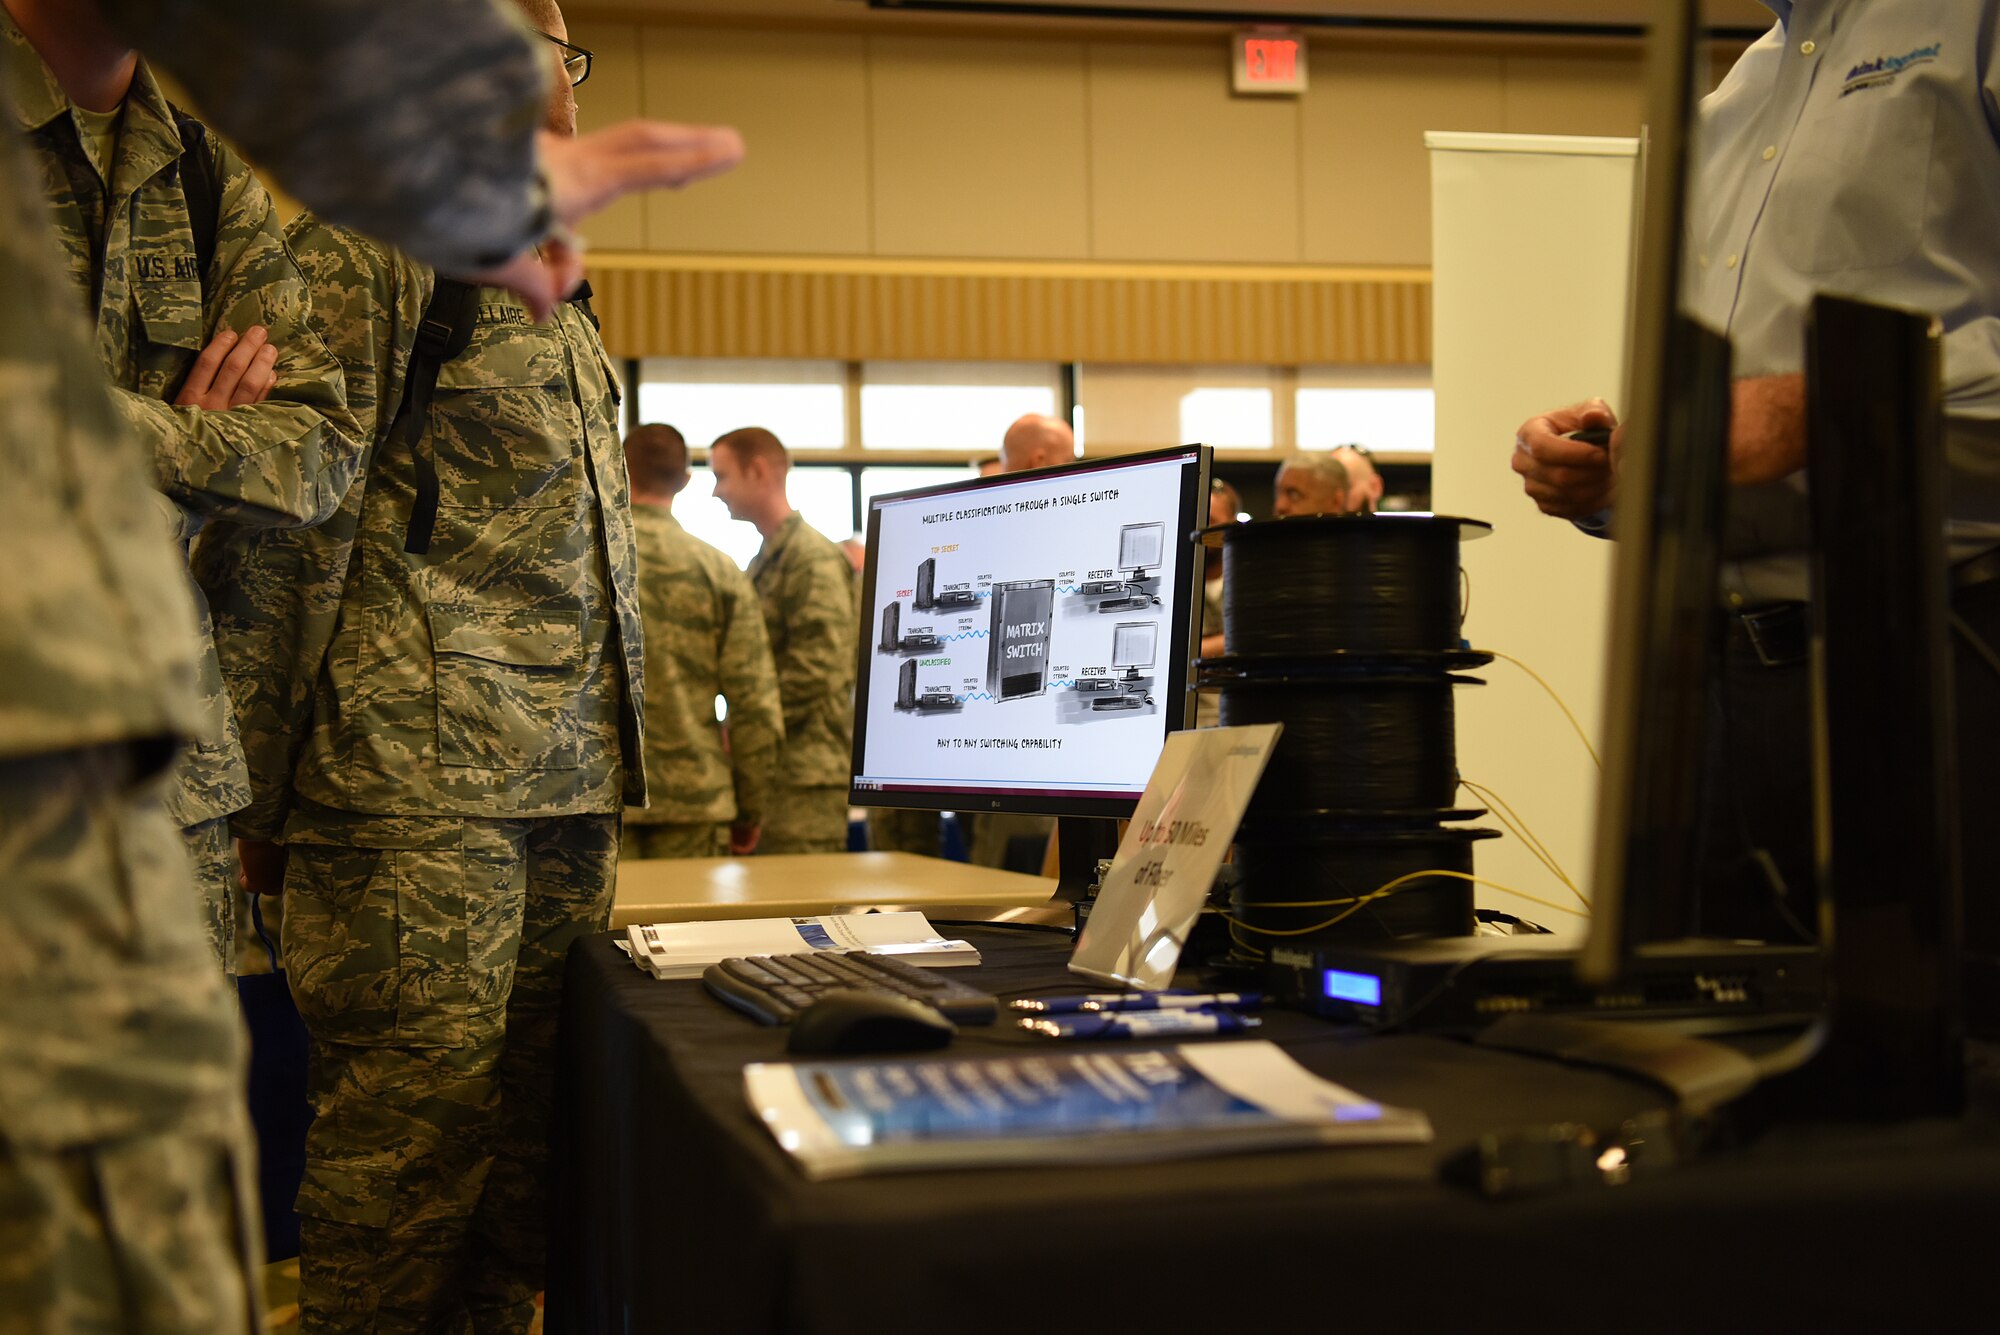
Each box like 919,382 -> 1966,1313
999,412 -> 1075,473
1272,452 -> 1354,518
1330,445 -> 1384,513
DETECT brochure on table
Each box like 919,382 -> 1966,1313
1069,724 -> 1283,991
746,1040 -> 1432,1180
624,911 -> 977,980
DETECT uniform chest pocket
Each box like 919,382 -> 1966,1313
430,604 -> 583,771
132,274 -> 206,352
1768,88 -> 1936,276
428,319 -> 583,509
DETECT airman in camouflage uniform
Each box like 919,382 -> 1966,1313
1,0 -> 556,1330
711,427 -> 860,854
197,12 -> 649,1326
622,424 -> 784,859
7,12 -> 359,974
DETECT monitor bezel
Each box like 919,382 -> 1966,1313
848,443 -> 1213,819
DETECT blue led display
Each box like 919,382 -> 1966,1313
1322,969 -> 1383,1006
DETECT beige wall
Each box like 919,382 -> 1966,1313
569,19 -> 1647,268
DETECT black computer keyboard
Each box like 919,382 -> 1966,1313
702,950 -> 1000,1025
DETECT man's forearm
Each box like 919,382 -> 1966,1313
1729,373 -> 1807,487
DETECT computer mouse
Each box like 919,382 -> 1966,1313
786,988 -> 958,1055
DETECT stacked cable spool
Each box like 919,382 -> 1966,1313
1198,513 -> 1497,949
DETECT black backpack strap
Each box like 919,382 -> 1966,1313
392,277 -> 596,555
169,107 -> 220,295
390,277 -> 479,555
570,279 -> 599,331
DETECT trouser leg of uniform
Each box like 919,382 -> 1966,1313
284,811 -> 526,1334
0,747 -> 260,1335
868,807 -> 940,857
621,820 -> 726,860
466,814 -> 618,1333
180,815 -> 237,973
757,784 -> 849,854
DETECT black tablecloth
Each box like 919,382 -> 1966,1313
548,928 -> 2000,1333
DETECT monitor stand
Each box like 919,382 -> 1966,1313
1054,815 -> 1120,903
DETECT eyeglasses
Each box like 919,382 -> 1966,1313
543,33 -> 593,88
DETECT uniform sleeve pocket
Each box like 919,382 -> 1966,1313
429,605 -> 583,771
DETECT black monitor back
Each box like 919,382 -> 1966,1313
1803,294 -> 1961,1115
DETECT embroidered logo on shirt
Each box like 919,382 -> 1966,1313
1842,42 -> 1941,97
133,253 -> 201,282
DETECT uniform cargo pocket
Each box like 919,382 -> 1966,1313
282,843 -> 403,1044
429,604 -> 583,771
296,1157 -> 394,1229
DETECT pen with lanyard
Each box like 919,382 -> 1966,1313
1019,1010 -> 1262,1041
1009,991 -> 1264,1015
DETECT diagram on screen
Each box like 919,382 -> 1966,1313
1068,522 -> 1164,613
891,659 -> 963,713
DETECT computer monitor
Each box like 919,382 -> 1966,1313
850,444 -> 1212,819
1580,0 -> 1731,985
1118,522 -> 1165,579
1111,621 -> 1157,681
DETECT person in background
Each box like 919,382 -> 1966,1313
1510,0 -> 2000,1011
1272,452 -> 1353,518
1330,444 -> 1384,513
1,0 -> 740,1330
976,454 -> 1004,478
6,1 -> 360,974
622,423 -> 783,861
1195,478 -> 1242,728
998,412 -> 1074,473
204,4 -> 737,1326
711,426 -> 859,854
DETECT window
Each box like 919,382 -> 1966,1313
1296,366 -> 1435,454
1180,388 -> 1274,449
635,358 -> 846,450
670,465 -> 860,571
859,361 -> 1060,451
1078,365 -> 1280,452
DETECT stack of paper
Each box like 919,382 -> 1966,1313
623,912 -> 980,980
745,1041 -> 1432,1179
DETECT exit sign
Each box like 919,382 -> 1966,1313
1232,29 -> 1307,96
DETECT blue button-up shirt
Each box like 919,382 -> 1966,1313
1688,0 -> 2000,601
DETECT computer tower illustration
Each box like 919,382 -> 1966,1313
897,658 -> 918,710
880,601 -> 901,653
985,579 -> 1055,701
915,558 -> 936,611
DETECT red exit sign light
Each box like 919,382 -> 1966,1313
1232,29 -> 1308,96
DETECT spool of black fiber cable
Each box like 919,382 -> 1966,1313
1201,657 -> 1490,815
1230,822 -> 1495,945
1208,514 -> 1489,657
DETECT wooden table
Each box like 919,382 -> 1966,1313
610,851 -> 1057,927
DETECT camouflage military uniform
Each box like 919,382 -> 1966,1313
8,18 -> 359,973
2,2 -> 554,1331
623,505 -> 783,859
0,37 -> 257,1335
200,214 -> 643,1334
747,512 -> 859,854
